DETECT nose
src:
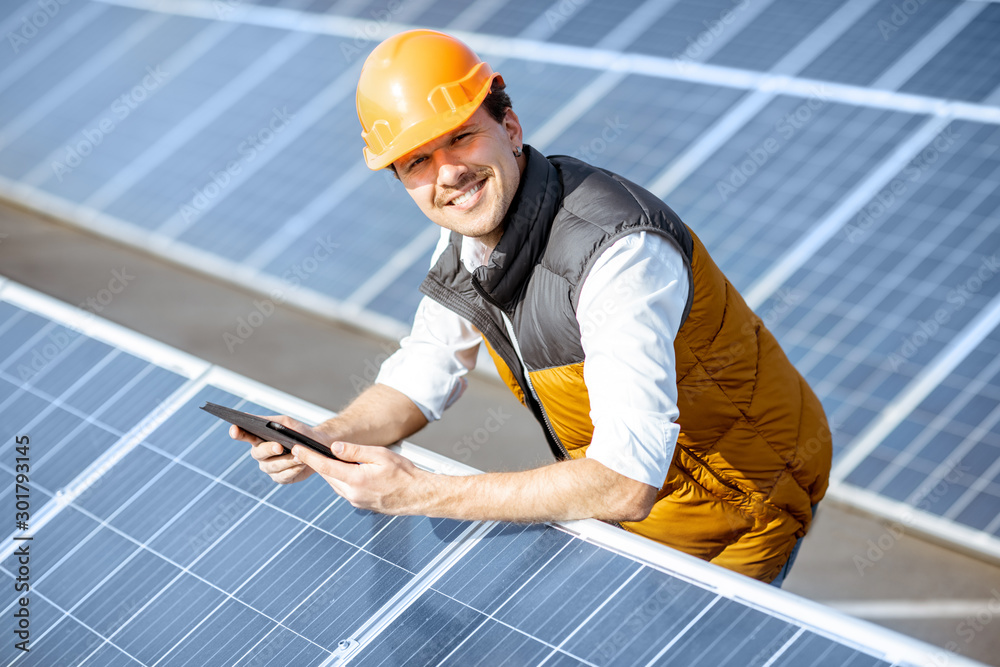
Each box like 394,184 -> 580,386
434,149 -> 469,188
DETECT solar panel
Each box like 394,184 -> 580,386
1,0 -> 999,604
0,280 -> 983,666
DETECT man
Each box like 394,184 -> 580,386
233,29 -> 831,585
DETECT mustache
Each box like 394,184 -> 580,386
436,169 -> 491,207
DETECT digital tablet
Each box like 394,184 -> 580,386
200,402 -> 343,461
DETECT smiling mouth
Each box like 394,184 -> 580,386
449,179 -> 484,207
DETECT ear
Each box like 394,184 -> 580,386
502,107 -> 523,149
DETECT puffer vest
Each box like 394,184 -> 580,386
420,146 -> 831,582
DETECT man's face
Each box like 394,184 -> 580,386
393,105 -> 525,249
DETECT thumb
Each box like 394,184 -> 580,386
328,440 -> 373,464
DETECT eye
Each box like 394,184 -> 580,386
407,155 -> 427,172
452,132 -> 471,144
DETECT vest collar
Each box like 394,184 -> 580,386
471,145 -> 562,311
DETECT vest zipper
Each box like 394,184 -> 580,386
499,311 -> 569,461
502,311 -> 625,530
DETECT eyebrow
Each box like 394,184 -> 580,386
401,120 -> 481,173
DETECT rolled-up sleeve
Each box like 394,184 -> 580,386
375,228 -> 481,421
578,232 -> 689,488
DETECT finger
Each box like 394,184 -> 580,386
291,443 -> 359,477
229,424 -> 262,446
250,440 -> 287,462
329,441 -> 379,464
272,465 -> 308,485
259,453 -> 305,476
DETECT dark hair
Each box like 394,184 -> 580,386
386,80 -> 513,176
481,80 -> 512,123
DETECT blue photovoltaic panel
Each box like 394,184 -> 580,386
367,241 -> 438,323
797,0 -> 959,86
0,302 -> 187,515
0,381 -> 473,666
354,523 -> 894,667
548,0 -> 649,47
0,287 -> 952,665
543,76 -> 749,188
898,4 -> 1000,103
30,19 -> 278,204
843,327 -> 1000,537
0,3 -> 126,131
696,0 -> 844,72
458,0 -> 554,37
174,91 -> 362,262
663,97 -> 925,292
625,0 -> 758,60
0,13 -> 207,182
261,174 -> 430,300
101,30 -> 327,229
496,60 -> 599,133
760,121 -> 1000,449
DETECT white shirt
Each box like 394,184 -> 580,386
375,228 -> 689,488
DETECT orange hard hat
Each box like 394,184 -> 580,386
356,29 -> 503,170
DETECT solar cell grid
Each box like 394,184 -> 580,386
463,0 -> 553,38
410,0 -> 473,29
664,97 -> 925,292
626,0 -> 758,60
0,3 -> 124,132
0,14 -> 205,183
843,328 -> 1000,536
101,30 -> 318,228
798,0 -> 958,86
763,121 -> 1000,448
899,4 -> 1000,102
547,0 -> 648,47
35,20 -> 289,209
707,0 -> 847,72
543,76 -> 748,187
367,242 -> 437,322
0,283 -> 975,666
0,379 -> 481,666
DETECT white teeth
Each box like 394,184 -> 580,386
452,181 -> 483,206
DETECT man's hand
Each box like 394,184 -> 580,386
230,414 -> 323,485
290,439 -> 656,523
290,441 -> 428,515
